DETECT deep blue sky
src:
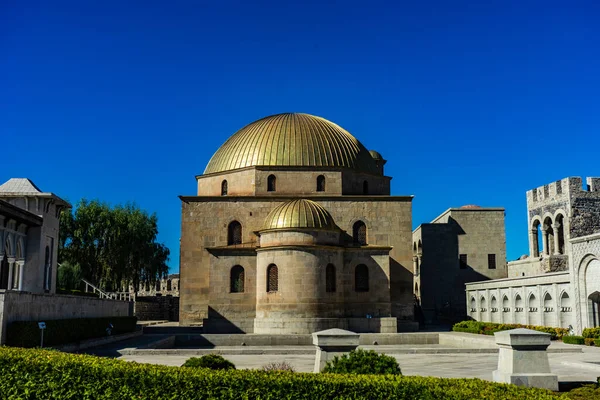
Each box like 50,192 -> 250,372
2,1 -> 599,272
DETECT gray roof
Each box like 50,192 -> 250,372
0,178 -> 43,193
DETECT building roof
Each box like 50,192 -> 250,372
0,178 -> 71,208
0,178 -> 43,193
203,113 -> 379,175
262,198 -> 337,231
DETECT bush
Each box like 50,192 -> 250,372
585,338 -> 596,346
563,335 -> 585,345
262,361 -> 295,372
182,354 -> 235,370
6,316 -> 137,348
0,347 -> 561,400
452,320 -> 568,340
595,339 -> 600,347
583,327 -> 600,339
322,349 -> 402,375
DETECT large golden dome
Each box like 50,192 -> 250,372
262,199 -> 336,231
204,113 -> 378,175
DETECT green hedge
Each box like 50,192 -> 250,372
452,321 -> 568,340
562,336 -> 585,345
582,327 -> 600,339
323,349 -> 401,375
0,347 -> 564,399
183,354 -> 236,370
6,316 -> 137,348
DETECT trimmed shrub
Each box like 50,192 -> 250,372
322,349 -> 401,375
6,316 -> 137,348
452,320 -> 568,340
583,327 -> 600,339
0,347 -> 561,400
182,354 -> 235,370
585,338 -> 596,346
563,335 -> 585,345
262,361 -> 295,372
595,339 -> 600,347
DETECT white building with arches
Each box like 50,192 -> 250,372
466,177 -> 600,334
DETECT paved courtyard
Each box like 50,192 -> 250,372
119,346 -> 600,382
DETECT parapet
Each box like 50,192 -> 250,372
527,177 -> 600,205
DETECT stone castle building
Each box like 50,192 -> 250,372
179,113 -> 415,333
413,206 -> 506,324
466,177 -> 600,334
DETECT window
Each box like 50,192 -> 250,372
44,246 -> 51,291
267,264 -> 278,292
317,175 -> 326,192
156,281 -> 161,291
167,279 -> 172,291
228,221 -> 242,245
267,174 -> 276,192
355,264 -> 369,292
325,264 -> 336,292
221,180 -> 228,196
488,254 -> 496,269
363,180 -> 369,194
459,254 -> 467,269
230,265 -> 245,293
353,221 -> 367,245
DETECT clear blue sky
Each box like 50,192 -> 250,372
2,1 -> 599,272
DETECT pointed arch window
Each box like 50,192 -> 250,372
325,264 -> 336,292
355,264 -> 369,292
230,265 -> 245,293
353,221 -> 367,245
228,221 -> 242,245
267,264 -> 278,292
221,180 -> 228,196
317,175 -> 326,192
267,175 -> 276,192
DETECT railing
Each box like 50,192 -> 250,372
529,307 -> 538,312
515,307 -> 523,312
480,308 -> 487,312
491,307 -> 498,312
561,306 -> 572,312
81,279 -> 132,301
502,307 -> 511,312
470,308 -> 477,313
544,307 -> 553,312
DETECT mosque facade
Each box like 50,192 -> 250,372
179,113 -> 416,333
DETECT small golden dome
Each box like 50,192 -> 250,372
204,113 -> 378,175
263,199 -> 336,231
369,150 -> 383,159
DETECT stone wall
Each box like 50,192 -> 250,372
134,296 -> 179,321
0,291 -> 132,344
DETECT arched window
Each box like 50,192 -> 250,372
532,219 -> 542,257
230,265 -> 245,293
415,282 -> 420,297
267,175 -> 276,192
221,180 -> 228,196
502,295 -> 509,311
363,181 -> 369,194
267,264 -> 278,292
543,217 -> 554,255
325,264 -> 336,292
167,279 -> 172,291
228,221 -> 242,245
317,175 -> 326,192
555,214 -> 565,254
156,281 -> 161,291
470,296 -> 476,311
353,221 -> 367,245
355,264 -> 369,292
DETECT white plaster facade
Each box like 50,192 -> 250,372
466,177 -> 600,334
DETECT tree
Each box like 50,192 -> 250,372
59,199 -> 170,292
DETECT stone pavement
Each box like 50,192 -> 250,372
118,345 -> 600,382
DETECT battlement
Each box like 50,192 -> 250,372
527,177 -> 600,205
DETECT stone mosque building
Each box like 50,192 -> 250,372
179,113 -> 416,334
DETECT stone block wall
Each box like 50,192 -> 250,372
134,296 -> 179,321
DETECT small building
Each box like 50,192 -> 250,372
413,206 -> 506,324
466,177 -> 600,334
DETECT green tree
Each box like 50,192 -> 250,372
59,199 -> 170,292
57,261 -> 82,291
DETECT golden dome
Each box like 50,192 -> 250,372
204,113 -> 378,175
262,199 -> 337,231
